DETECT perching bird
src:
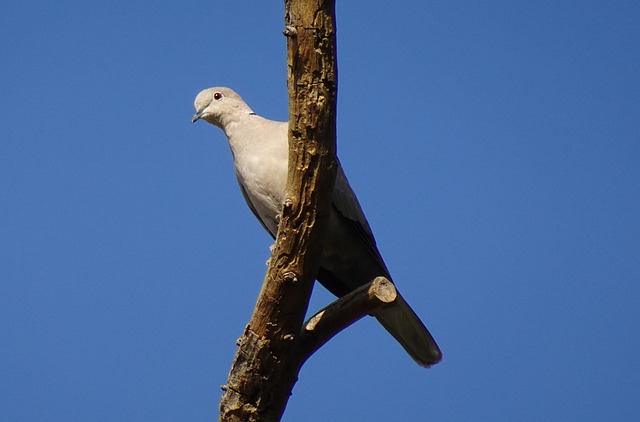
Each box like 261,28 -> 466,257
192,87 -> 442,367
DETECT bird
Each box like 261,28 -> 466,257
192,87 -> 442,367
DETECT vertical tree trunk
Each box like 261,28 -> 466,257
218,1 -> 337,421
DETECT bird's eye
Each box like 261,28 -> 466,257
213,92 -> 223,101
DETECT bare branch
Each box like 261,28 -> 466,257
219,1 -> 337,421
299,277 -> 397,363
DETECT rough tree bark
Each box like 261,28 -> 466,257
217,2 -> 402,421
218,1 -> 338,421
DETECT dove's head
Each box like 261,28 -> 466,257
191,87 -> 253,128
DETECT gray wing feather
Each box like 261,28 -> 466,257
331,162 -> 390,276
239,182 -> 277,238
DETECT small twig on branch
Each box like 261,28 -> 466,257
299,277 -> 397,363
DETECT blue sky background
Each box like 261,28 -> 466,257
1,1 -> 639,421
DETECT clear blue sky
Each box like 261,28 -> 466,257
1,1 -> 639,421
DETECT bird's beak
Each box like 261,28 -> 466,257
191,109 -> 205,123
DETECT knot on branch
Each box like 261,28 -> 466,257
283,25 -> 297,37
281,271 -> 299,284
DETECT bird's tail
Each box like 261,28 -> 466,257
374,292 -> 442,367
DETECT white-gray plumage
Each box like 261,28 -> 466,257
192,87 -> 441,367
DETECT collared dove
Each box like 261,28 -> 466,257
192,87 -> 442,367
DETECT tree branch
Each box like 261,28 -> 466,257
299,277 -> 397,364
219,1 -> 337,421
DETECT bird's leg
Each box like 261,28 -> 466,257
266,243 -> 276,266
266,214 -> 282,266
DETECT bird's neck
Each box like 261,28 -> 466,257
218,107 -> 255,139
221,115 -> 249,141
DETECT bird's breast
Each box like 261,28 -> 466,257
235,153 -> 288,234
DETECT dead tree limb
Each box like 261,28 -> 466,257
218,1 -> 338,421
299,277 -> 397,364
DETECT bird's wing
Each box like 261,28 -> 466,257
330,161 -> 391,276
239,182 -> 277,238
